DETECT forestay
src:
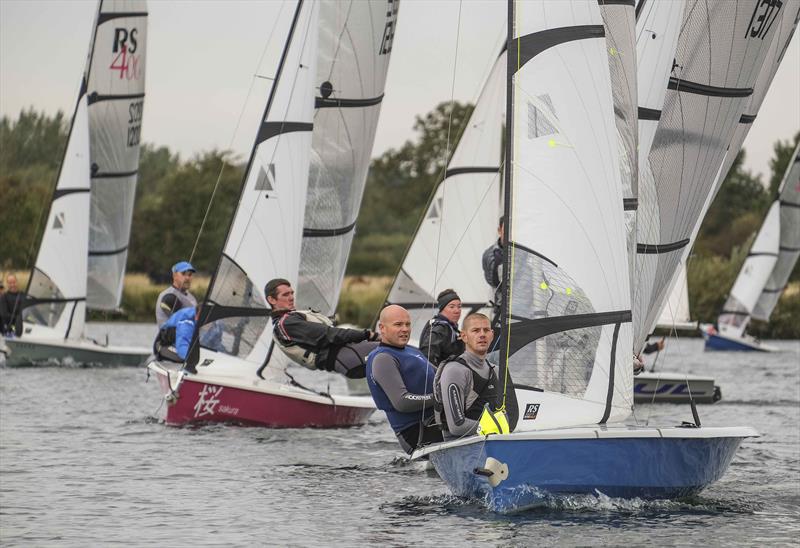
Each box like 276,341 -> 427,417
503,0 -> 632,430
632,0 -> 784,353
195,1 -> 319,364
87,0 -> 148,310
386,51 -> 505,340
752,142 -> 800,322
297,0 -> 399,315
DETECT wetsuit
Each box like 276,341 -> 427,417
434,350 -> 501,439
418,313 -> 464,367
0,290 -> 24,337
366,343 -> 442,454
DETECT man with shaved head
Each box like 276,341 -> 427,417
366,304 -> 443,454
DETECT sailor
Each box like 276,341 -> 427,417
0,274 -> 25,337
434,312 -> 508,439
418,288 -> 465,367
155,261 -> 198,327
366,304 -> 443,454
265,278 -> 379,379
154,306 -> 197,362
481,215 -> 505,327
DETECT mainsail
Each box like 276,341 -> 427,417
87,0 -> 148,310
503,0 -> 633,430
386,50 -> 505,340
297,0 -> 399,315
632,0 -> 785,353
195,1 -> 319,364
720,141 -> 800,333
23,1 -> 147,337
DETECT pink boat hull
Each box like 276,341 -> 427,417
153,368 -> 375,428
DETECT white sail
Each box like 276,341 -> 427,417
197,1 -> 319,364
718,202 -> 780,338
752,142 -> 800,321
387,51 -> 505,339
599,0 -> 638,291
297,0 -> 399,315
656,263 -> 694,330
632,0 -> 785,353
710,2 -> 800,205
505,0 -> 632,430
24,100 -> 92,340
87,0 -> 148,310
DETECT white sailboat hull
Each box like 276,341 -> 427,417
634,371 -> 720,404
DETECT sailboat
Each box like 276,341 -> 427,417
147,0 -> 397,427
703,141 -> 800,351
409,0 -> 779,512
4,0 -> 150,367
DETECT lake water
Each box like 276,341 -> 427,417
1,324 -> 798,546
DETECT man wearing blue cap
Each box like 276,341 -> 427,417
155,261 -> 198,327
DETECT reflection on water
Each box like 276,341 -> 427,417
0,332 -> 798,544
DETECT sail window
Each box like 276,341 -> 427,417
255,164 -> 276,192
199,255 -> 269,360
527,95 -> 557,139
23,268 -> 67,328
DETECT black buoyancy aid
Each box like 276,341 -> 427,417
435,356 -> 501,430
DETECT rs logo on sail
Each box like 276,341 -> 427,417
110,27 -> 142,80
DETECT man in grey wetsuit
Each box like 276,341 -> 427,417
366,305 -> 443,454
155,261 -> 198,327
434,312 -> 504,439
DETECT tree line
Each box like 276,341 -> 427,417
0,107 -> 797,336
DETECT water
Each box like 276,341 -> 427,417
1,325 -> 798,546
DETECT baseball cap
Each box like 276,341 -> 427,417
172,261 -> 196,274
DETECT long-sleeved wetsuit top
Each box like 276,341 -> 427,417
370,351 -> 434,413
435,350 -> 493,438
272,310 -> 370,370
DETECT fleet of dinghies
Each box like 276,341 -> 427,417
4,0 -> 798,514
3,0 -> 150,367
147,0 -> 398,427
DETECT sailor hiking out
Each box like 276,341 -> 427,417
266,278 -> 379,379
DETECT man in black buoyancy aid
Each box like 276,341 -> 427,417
265,278 -> 379,379
418,289 -> 465,368
434,312 -> 510,438
366,304 -> 443,454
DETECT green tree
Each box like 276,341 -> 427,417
767,131 -> 800,196
0,108 -> 68,172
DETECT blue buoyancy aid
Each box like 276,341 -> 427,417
366,344 -> 436,433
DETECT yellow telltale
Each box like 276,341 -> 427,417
540,281 -> 548,290
477,407 -> 510,436
566,287 -> 572,295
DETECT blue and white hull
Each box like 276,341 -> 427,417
700,326 -> 776,352
412,426 -> 758,513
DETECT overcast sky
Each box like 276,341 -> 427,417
1,0 -> 798,182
